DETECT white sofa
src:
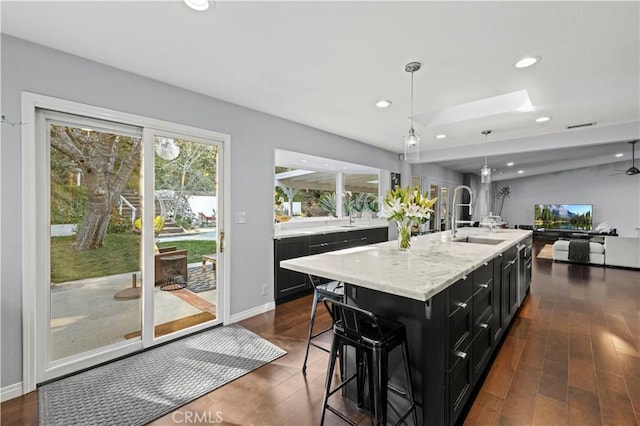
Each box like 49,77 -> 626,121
552,240 -> 605,265
604,236 -> 640,269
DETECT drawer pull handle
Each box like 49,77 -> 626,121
454,350 -> 467,359
499,254 -> 503,257
483,262 -> 489,266
480,284 -> 489,289
479,323 -> 489,329
457,302 -> 467,309
462,275 -> 468,281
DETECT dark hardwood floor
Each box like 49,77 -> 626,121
2,240 -> 638,425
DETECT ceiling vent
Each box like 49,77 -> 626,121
566,121 -> 597,130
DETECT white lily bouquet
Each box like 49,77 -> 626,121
381,186 -> 437,250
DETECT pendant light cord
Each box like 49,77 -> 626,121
410,70 -> 414,131
482,130 -> 491,167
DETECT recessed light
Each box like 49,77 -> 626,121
507,162 -> 514,167
535,116 -> 551,123
515,56 -> 541,68
184,0 -> 209,11
343,167 -> 348,170
436,134 -> 447,139
375,100 -> 392,108
615,153 -> 624,157
301,159 -> 307,163
517,170 -> 524,174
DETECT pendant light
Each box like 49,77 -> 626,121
404,62 -> 422,162
481,130 -> 492,183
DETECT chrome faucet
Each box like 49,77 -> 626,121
451,185 -> 474,238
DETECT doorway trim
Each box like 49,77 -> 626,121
21,92 -> 232,394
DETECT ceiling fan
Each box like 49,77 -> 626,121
610,140 -> 639,176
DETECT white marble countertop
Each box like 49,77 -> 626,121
280,228 -> 532,301
273,219 -> 388,239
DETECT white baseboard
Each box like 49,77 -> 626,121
228,301 -> 275,324
1,381 -> 24,402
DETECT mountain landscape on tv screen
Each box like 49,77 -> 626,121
534,204 -> 592,230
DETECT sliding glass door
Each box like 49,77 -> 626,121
35,109 -> 224,383
149,132 -> 221,340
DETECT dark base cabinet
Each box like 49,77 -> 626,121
274,227 -> 388,303
344,241 -> 530,425
274,236 -> 311,302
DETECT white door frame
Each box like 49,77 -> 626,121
21,92 -> 232,393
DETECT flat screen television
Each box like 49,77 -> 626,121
534,204 -> 593,231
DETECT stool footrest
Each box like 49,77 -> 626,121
309,341 -> 330,353
325,405 -> 359,426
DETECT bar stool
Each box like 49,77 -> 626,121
320,299 -> 417,426
302,275 -> 344,375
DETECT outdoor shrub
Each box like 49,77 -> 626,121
108,209 -> 133,234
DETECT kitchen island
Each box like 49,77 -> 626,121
281,228 -> 533,425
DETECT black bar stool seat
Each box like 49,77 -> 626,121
302,275 -> 345,374
320,299 -> 418,426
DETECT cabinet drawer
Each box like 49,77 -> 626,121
474,261 -> 493,293
503,246 -> 518,265
473,281 -> 493,323
369,227 -> 389,243
448,299 -> 472,368
309,233 -> 335,247
472,316 -> 493,382
474,304 -> 493,337
448,342 -> 473,424
448,276 -> 473,314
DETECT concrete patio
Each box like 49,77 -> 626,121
50,263 -> 217,360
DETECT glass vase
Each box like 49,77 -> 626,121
397,220 -> 412,250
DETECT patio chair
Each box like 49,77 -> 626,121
199,212 -> 214,226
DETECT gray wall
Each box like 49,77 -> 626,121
498,162 -> 640,237
0,35 -> 404,387
412,163 -> 463,187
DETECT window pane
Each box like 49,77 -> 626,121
275,168 -> 337,218
344,173 -> 379,218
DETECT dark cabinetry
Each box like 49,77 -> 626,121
274,236 -> 310,301
445,260 -> 494,422
471,260 -> 494,385
274,227 -> 388,303
446,276 -> 473,422
501,246 -> 518,328
347,237 -> 532,425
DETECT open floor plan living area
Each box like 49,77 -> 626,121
1,1 -> 639,425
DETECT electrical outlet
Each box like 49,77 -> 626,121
261,284 -> 269,296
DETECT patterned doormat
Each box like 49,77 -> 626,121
185,266 -> 216,293
39,324 -> 286,426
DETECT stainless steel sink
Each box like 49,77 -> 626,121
454,236 -> 505,245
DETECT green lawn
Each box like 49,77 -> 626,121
51,234 -> 216,283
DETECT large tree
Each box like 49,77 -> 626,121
50,125 -> 142,250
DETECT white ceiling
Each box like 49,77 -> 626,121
2,1 -> 639,181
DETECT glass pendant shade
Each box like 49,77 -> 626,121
404,127 -> 420,161
481,163 -> 492,183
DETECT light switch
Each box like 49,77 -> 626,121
235,211 -> 247,224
